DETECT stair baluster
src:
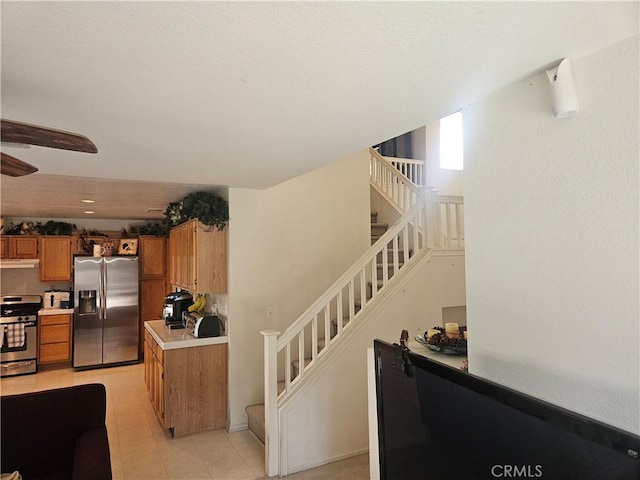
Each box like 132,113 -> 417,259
259,158 -> 464,475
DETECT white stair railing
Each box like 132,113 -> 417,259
387,157 -> 426,186
370,147 -> 464,248
262,190 -> 435,476
261,153 -> 465,476
432,195 -> 465,249
369,147 -> 423,213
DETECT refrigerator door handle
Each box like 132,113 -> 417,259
100,259 -> 103,320
102,259 -> 109,321
103,260 -> 108,318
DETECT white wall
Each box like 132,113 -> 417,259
225,150 -> 371,431
412,122 -> 464,196
282,253 -> 466,474
464,36 -> 639,434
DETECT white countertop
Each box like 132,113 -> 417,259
39,308 -> 73,316
145,320 -> 228,350
406,340 -> 467,370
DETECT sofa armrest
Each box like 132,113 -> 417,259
72,427 -> 112,480
1,384 -> 108,479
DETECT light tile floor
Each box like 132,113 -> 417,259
0,363 -> 369,479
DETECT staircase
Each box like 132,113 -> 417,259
245,212 -> 391,444
256,148 -> 464,476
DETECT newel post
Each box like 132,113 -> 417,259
423,186 -> 435,248
261,329 -> 281,477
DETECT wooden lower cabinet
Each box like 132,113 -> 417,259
39,314 -> 72,364
144,329 -> 227,436
144,332 -> 165,425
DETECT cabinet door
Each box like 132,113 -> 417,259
169,221 -> 193,290
40,237 -> 72,282
1,236 -> 39,259
173,224 -> 186,289
140,236 -> 166,279
40,343 -> 71,363
140,279 -> 167,322
139,279 -> 167,355
38,314 -> 72,364
168,229 -> 178,287
196,226 -> 227,293
40,314 -> 71,326
154,358 -> 165,425
183,222 -> 196,290
144,338 -> 153,397
40,324 -> 71,344
11,237 -> 39,258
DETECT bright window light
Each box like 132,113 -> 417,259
440,111 -> 463,170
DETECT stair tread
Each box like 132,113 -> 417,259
331,316 -> 351,324
288,339 -> 327,372
246,404 -> 266,445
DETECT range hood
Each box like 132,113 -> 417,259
0,259 -> 40,269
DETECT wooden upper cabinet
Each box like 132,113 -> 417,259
169,219 -> 227,293
139,236 -> 167,279
40,236 -> 72,282
139,236 -> 168,357
11,237 -> 39,258
0,236 -> 39,259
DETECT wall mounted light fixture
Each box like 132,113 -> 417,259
545,58 -> 578,118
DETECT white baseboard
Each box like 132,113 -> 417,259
227,421 -> 249,433
286,447 -> 369,476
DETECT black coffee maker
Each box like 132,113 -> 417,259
162,291 -> 193,329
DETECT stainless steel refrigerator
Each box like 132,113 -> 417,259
73,256 -> 139,368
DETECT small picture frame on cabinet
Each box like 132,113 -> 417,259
118,238 -> 138,255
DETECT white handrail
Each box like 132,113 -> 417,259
385,156 -> 426,186
369,148 -> 423,213
274,191 -> 433,392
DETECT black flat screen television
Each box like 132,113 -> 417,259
374,339 -> 640,480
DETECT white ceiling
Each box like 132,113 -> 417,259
1,1 -> 638,220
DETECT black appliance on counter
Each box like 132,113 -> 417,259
162,291 -> 193,329
183,312 -> 222,338
1,295 -> 41,377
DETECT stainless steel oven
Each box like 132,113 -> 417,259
1,295 -> 41,377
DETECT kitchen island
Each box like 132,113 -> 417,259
144,320 -> 228,436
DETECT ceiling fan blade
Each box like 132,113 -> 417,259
1,119 -> 98,153
1,152 -> 39,176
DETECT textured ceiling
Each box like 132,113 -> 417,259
1,1 -> 638,219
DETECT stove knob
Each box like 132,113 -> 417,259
17,316 -> 23,322
23,315 -> 30,321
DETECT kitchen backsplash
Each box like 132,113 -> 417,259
1,268 -> 71,297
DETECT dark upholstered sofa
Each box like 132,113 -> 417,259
1,383 -> 112,480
